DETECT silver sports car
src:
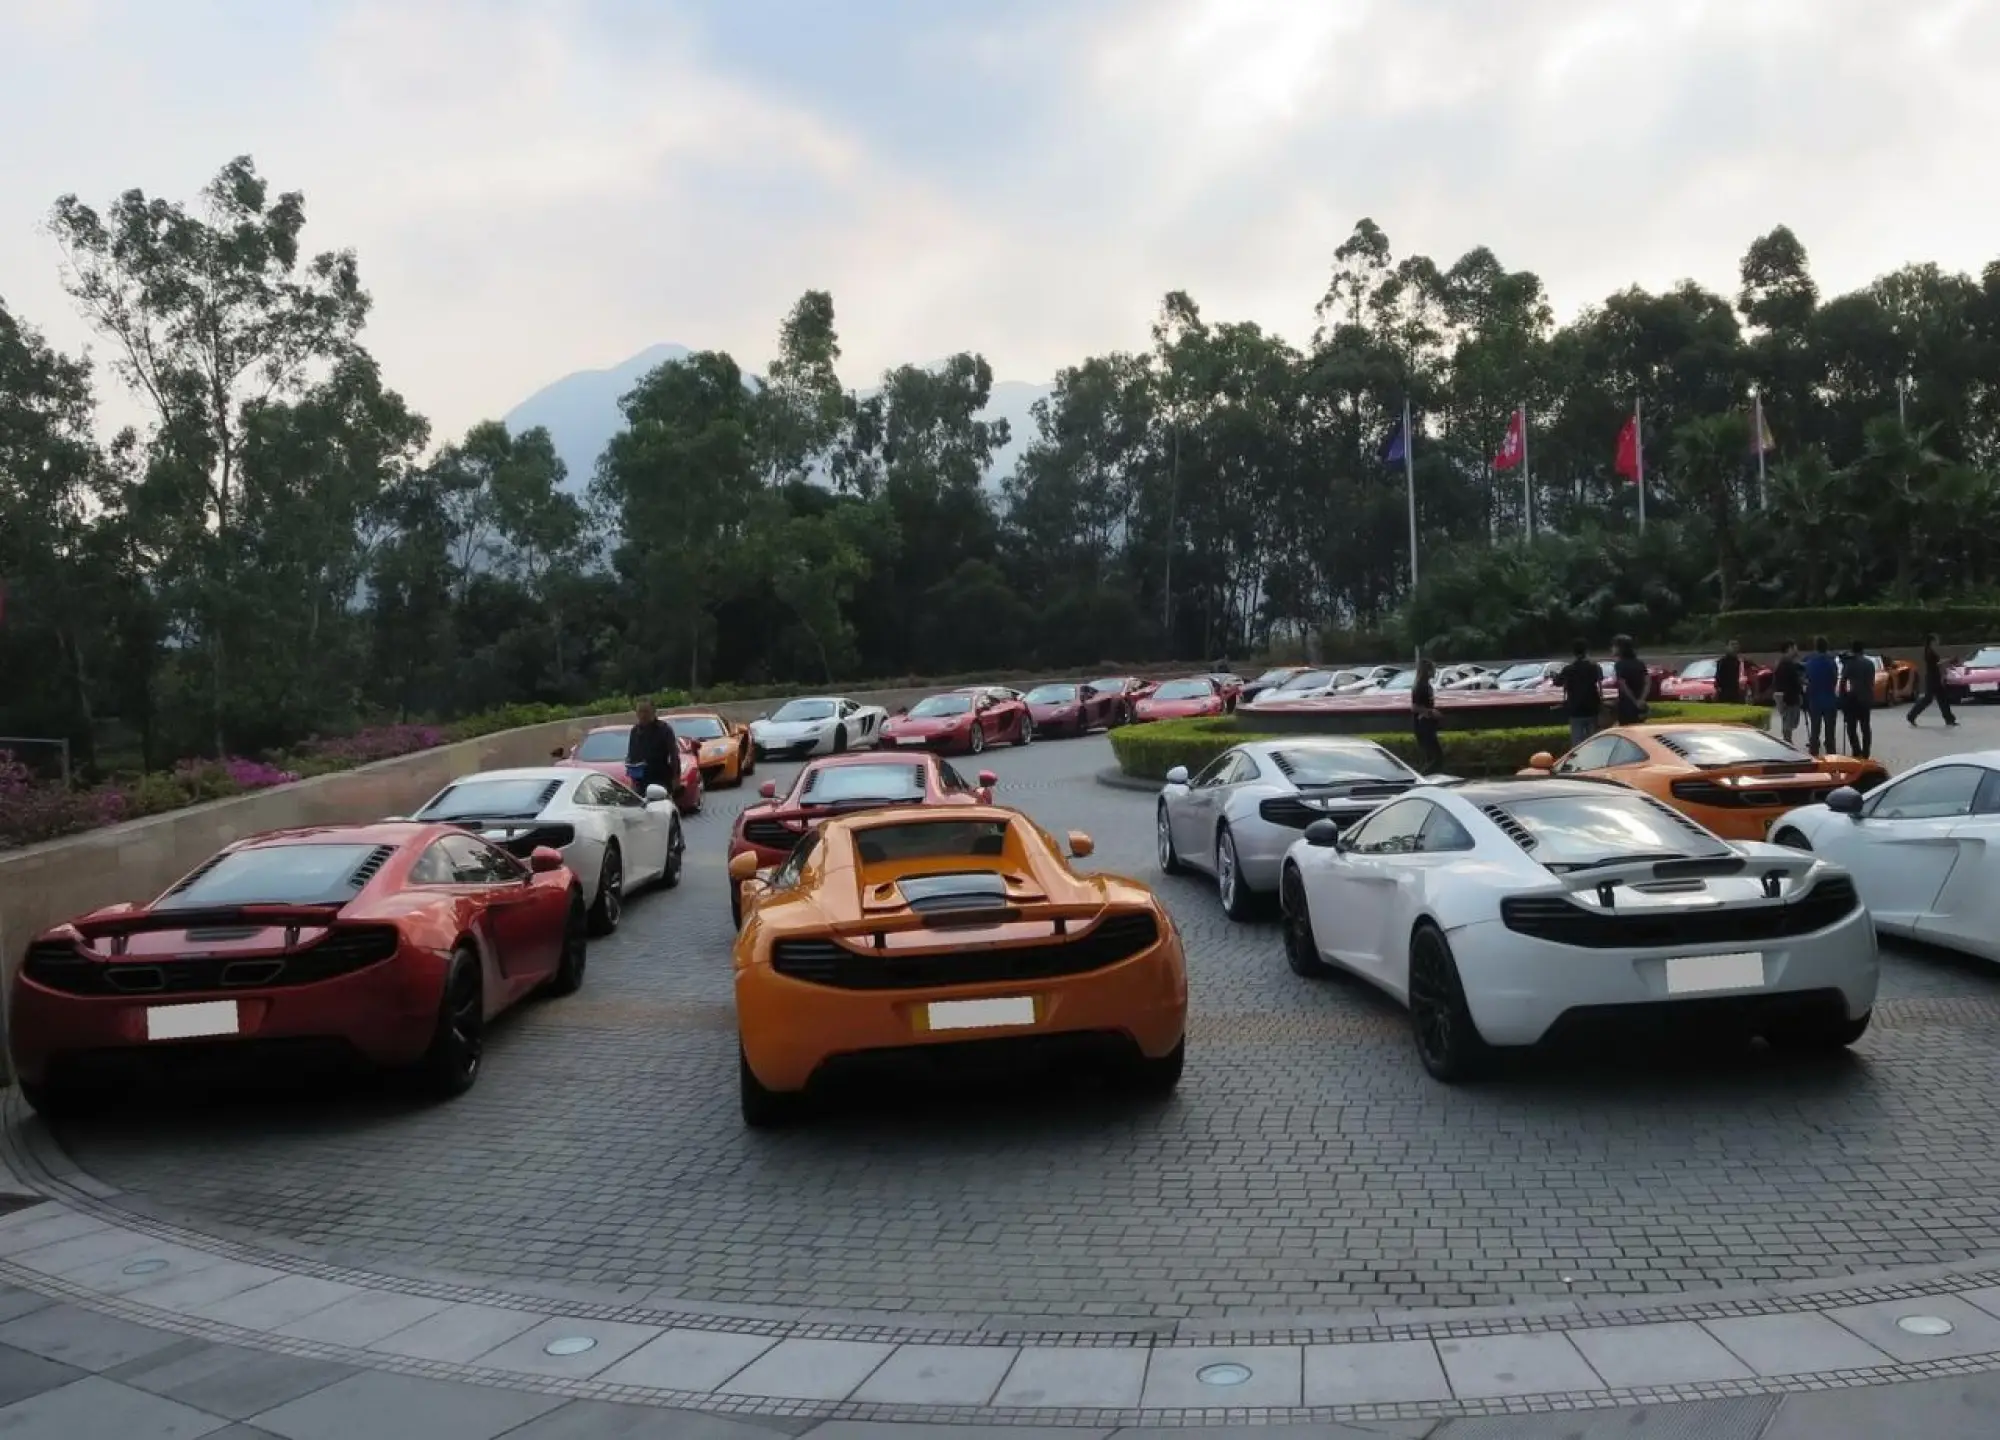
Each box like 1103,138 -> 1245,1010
1157,739 -> 1442,919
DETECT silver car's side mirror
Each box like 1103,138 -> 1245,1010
1303,818 -> 1342,848
1826,786 -> 1864,817
1164,765 -> 1190,786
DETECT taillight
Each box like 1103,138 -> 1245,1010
1671,779 -> 1734,805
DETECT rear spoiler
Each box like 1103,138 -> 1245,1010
1549,852 -> 1819,907
829,901 -> 1112,946
67,904 -> 344,940
446,819 -> 575,857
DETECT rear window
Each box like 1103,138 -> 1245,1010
420,778 -> 559,820
801,764 -> 928,804
1659,728 -> 1801,766
1491,792 -> 1727,868
1025,684 -> 1077,704
1273,746 -> 1414,784
851,819 -> 1011,863
1153,680 -> 1214,700
157,843 -> 392,910
573,730 -> 628,760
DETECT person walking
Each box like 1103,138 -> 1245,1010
1839,642 -> 1876,760
1557,640 -> 1602,747
624,696 -> 681,796
1410,657 -> 1445,773
1802,637 -> 1840,756
1612,635 -> 1650,726
1771,639 -> 1805,747
1907,632 -> 1959,727
1715,639 -> 1744,704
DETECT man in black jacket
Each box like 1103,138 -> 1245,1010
1907,633 -> 1959,727
1839,642 -> 1876,759
1770,640 -> 1804,747
625,697 -> 681,795
1557,640 -> 1602,747
1715,639 -> 1743,704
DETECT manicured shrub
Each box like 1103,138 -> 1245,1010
1696,606 -> 2000,651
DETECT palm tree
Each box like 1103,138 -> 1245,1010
1669,414 -> 1752,610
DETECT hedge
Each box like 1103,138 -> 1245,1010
1695,606 -> 2000,651
1107,704 -> 1775,782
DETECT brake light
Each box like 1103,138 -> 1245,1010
1671,780 -> 1733,805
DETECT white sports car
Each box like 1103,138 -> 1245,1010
748,697 -> 889,760
1158,739 -> 1438,919
409,767 -> 683,936
1279,776 -> 1878,1080
1769,751 -> 2000,961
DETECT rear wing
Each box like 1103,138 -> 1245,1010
828,900 -> 1113,946
1548,852 -> 1820,907
445,819 -> 576,857
65,904 -> 344,941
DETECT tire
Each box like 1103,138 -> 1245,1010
18,1079 -> 95,1120
740,741 -> 755,780
1156,802 -> 1186,875
832,725 -> 849,754
739,1045 -> 804,1128
588,844 -> 623,936
414,948 -> 484,1099
1130,1038 -> 1186,1096
969,724 -> 986,755
1407,923 -> 1492,1082
730,884 -> 743,931
1281,865 -> 1331,977
1216,824 -> 1255,921
1766,1008 -> 1871,1052
1016,714 -> 1034,746
544,892 -> 588,997
661,821 -> 685,889
1771,827 -> 1811,851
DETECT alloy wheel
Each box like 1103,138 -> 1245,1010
445,958 -> 484,1085
1157,807 -> 1174,870
1217,832 -> 1237,909
601,849 -> 623,927
1408,938 -> 1453,1073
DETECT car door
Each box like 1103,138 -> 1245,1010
599,773 -> 669,879
1172,751 -> 1243,870
1310,797 -> 1434,980
438,833 -> 550,979
1833,764 -> 1987,932
569,775 -> 623,877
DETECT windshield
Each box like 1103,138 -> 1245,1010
1380,670 -> 1416,690
573,730 -> 629,761
1153,680 -> 1213,700
799,763 -> 928,805
1679,659 -> 1716,680
1665,728 -> 1809,766
1496,663 -> 1546,685
771,699 -> 836,722
156,843 -> 393,911
910,694 -> 973,717
667,715 -> 727,740
420,778 -> 558,820
852,818 -> 1011,863
1965,648 -> 2000,668
1089,677 -> 1130,692
1025,684 -> 1077,704
1494,792 -> 1727,868
1254,668 -> 1298,685
1275,746 -> 1414,784
1278,670 -> 1333,692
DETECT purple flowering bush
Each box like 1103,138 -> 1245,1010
0,750 -> 129,849
285,724 -> 442,775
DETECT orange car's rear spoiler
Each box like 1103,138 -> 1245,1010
829,901 -> 1112,948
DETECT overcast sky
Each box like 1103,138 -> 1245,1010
2,0 -> 1996,443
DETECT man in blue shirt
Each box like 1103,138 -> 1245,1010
1802,636 -> 1841,756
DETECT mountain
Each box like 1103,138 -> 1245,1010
502,345 -> 1047,493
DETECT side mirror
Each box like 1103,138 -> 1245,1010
1827,786 -> 1864,816
1165,765 -> 1190,786
727,851 -> 761,882
645,784 -> 670,803
759,780 -> 778,799
755,711 -> 769,721
1067,830 -> 1095,858
549,746 -> 567,759
977,769 -> 998,787
1303,818 -> 1342,848
1529,752 -> 1556,770
529,846 -> 565,873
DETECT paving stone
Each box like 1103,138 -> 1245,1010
1824,1293 -> 2000,1362
363,1302 -> 542,1364
1302,1339 -> 1451,1406
270,1290 -> 453,1347
0,1341 -> 84,1408
1760,1370 -> 2000,1439
1433,1332 -> 1602,1400
847,1343 -> 1017,1406
507,1400 -> 800,1437
715,1337 -> 896,1401
8,1225 -> 158,1278
185,1277 -> 360,1332
248,1370 -> 565,1440
0,1302 -> 186,1372
0,1374 -> 227,1439
0,1210 -> 107,1259
111,1341 -> 354,1420
1701,1313 -> 1895,1376
595,1328 -> 777,1391
125,1263 -> 288,1316
60,1243 -> 230,1298
992,1346 -> 1148,1408
1138,1344 -> 1302,1408
1568,1320 -> 1754,1386
1435,1395 -> 1780,1437
0,1288 -> 55,1325
467,1316 -> 662,1379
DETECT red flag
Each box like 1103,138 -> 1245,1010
1614,415 -> 1640,480
1493,409 -> 1525,471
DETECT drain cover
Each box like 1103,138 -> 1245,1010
1197,1362 -> 1252,1386
1897,1315 -> 1954,1336
120,1259 -> 170,1276
543,1336 -> 598,1356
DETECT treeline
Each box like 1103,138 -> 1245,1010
4,158 -> 1999,777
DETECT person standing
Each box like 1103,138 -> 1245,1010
1612,635 -> 1649,726
1839,642 -> 1876,760
1907,632 -> 1959,727
1558,640 -> 1602,746
1715,639 -> 1744,704
1802,637 -> 1840,756
624,696 -> 681,795
1771,640 -> 1805,747
1410,657 -> 1445,773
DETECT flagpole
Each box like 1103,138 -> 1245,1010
1404,395 -> 1419,668
1634,398 -> 1647,531
1520,405 -> 1532,541
1753,392 -> 1768,510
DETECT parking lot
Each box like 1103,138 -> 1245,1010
35,708 -> 2000,1323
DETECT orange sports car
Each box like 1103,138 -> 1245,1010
663,709 -> 756,787
1863,654 -> 1918,707
728,805 -> 1188,1126
1520,722 -> 1888,842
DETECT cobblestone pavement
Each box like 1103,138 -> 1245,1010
37,708 -> 2000,1324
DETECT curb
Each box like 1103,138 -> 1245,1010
1094,767 -> 1160,793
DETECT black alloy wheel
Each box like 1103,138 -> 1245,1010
662,821 -> 685,888
1407,923 -> 1490,1082
545,893 -> 588,996
587,844 -> 623,936
1281,866 -> 1330,977
417,947 -> 485,1098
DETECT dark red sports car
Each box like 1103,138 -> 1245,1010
879,688 -> 1032,754
1085,675 -> 1157,724
726,753 -> 996,925
9,822 -> 587,1115
1133,676 -> 1227,721
554,723 -> 705,813
1945,645 -> 2000,703
1021,680 -> 1122,737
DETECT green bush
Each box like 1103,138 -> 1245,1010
1697,605 -> 2000,651
1107,704 -> 1774,781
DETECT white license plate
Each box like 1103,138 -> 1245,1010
1973,682 -> 1998,693
927,997 -> 1035,1031
896,736 -> 925,746
1664,952 -> 1764,996
145,1001 -> 240,1041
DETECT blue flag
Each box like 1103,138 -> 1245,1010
1380,422 -> 1407,466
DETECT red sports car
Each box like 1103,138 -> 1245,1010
1660,657 -> 1774,703
1206,674 -> 1245,710
554,723 -> 704,813
9,822 -> 586,1115
1133,677 -> 1226,721
1085,675 -> 1157,724
1946,645 -> 2000,703
727,753 -> 997,925
1021,680 -> 1122,737
880,689 -> 1032,754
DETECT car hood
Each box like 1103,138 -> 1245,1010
885,714 -> 968,733
752,718 -> 834,739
